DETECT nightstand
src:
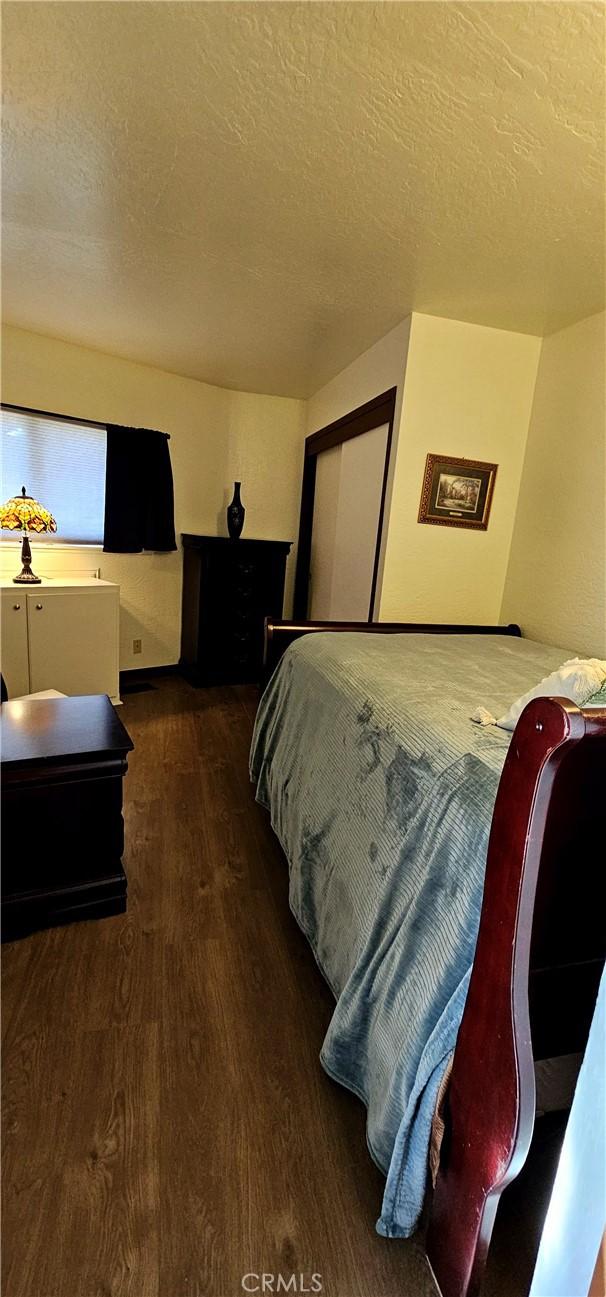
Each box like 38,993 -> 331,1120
1,693 -> 133,941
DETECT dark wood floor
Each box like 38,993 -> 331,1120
2,678 -> 554,1297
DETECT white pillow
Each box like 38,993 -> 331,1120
472,657 -> 606,732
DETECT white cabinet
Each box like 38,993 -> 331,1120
1,578 -> 120,702
0,596 -> 30,696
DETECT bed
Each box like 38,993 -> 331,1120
251,620 -> 606,1297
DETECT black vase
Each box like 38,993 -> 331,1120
227,481 -> 245,539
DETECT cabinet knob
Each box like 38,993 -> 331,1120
13,603 -> 20,611
35,603 -> 43,610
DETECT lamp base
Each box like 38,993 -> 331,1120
13,534 -> 41,584
13,569 -> 42,584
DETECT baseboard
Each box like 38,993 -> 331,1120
119,664 -> 180,685
2,871 -> 127,942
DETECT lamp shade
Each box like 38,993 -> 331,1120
0,486 -> 57,534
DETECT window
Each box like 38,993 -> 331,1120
0,408 -> 106,544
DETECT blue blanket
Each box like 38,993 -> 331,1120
250,631 -> 571,1236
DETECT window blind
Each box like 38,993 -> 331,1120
0,408 -> 106,544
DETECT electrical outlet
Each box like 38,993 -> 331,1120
133,638 -> 142,655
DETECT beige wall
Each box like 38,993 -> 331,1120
4,310 -> 601,671
501,311 -> 606,655
378,313 -> 541,623
1,326 -> 304,668
306,318 -> 411,437
305,312 -> 543,627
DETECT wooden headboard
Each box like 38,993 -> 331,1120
263,618 -> 522,690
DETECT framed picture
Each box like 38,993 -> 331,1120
418,453 -> 498,530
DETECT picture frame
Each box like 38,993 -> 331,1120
418,453 -> 498,530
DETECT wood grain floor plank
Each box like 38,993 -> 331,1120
54,1024 -> 160,1297
1,935 -> 35,1045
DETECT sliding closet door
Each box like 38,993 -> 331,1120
293,387 -> 396,621
309,423 -> 389,621
309,445 -> 341,620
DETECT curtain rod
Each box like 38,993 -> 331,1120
1,402 -> 170,437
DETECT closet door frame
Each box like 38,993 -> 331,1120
293,387 -> 397,621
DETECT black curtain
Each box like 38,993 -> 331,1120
103,425 -> 177,553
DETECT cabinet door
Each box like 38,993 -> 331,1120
0,593 -> 30,696
27,590 -> 119,697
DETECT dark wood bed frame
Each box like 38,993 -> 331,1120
263,619 -> 606,1297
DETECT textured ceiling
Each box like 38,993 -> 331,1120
2,2 -> 604,397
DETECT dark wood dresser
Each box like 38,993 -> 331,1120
180,534 -> 292,686
1,694 -> 133,941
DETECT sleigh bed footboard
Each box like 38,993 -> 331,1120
426,699 -> 606,1297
